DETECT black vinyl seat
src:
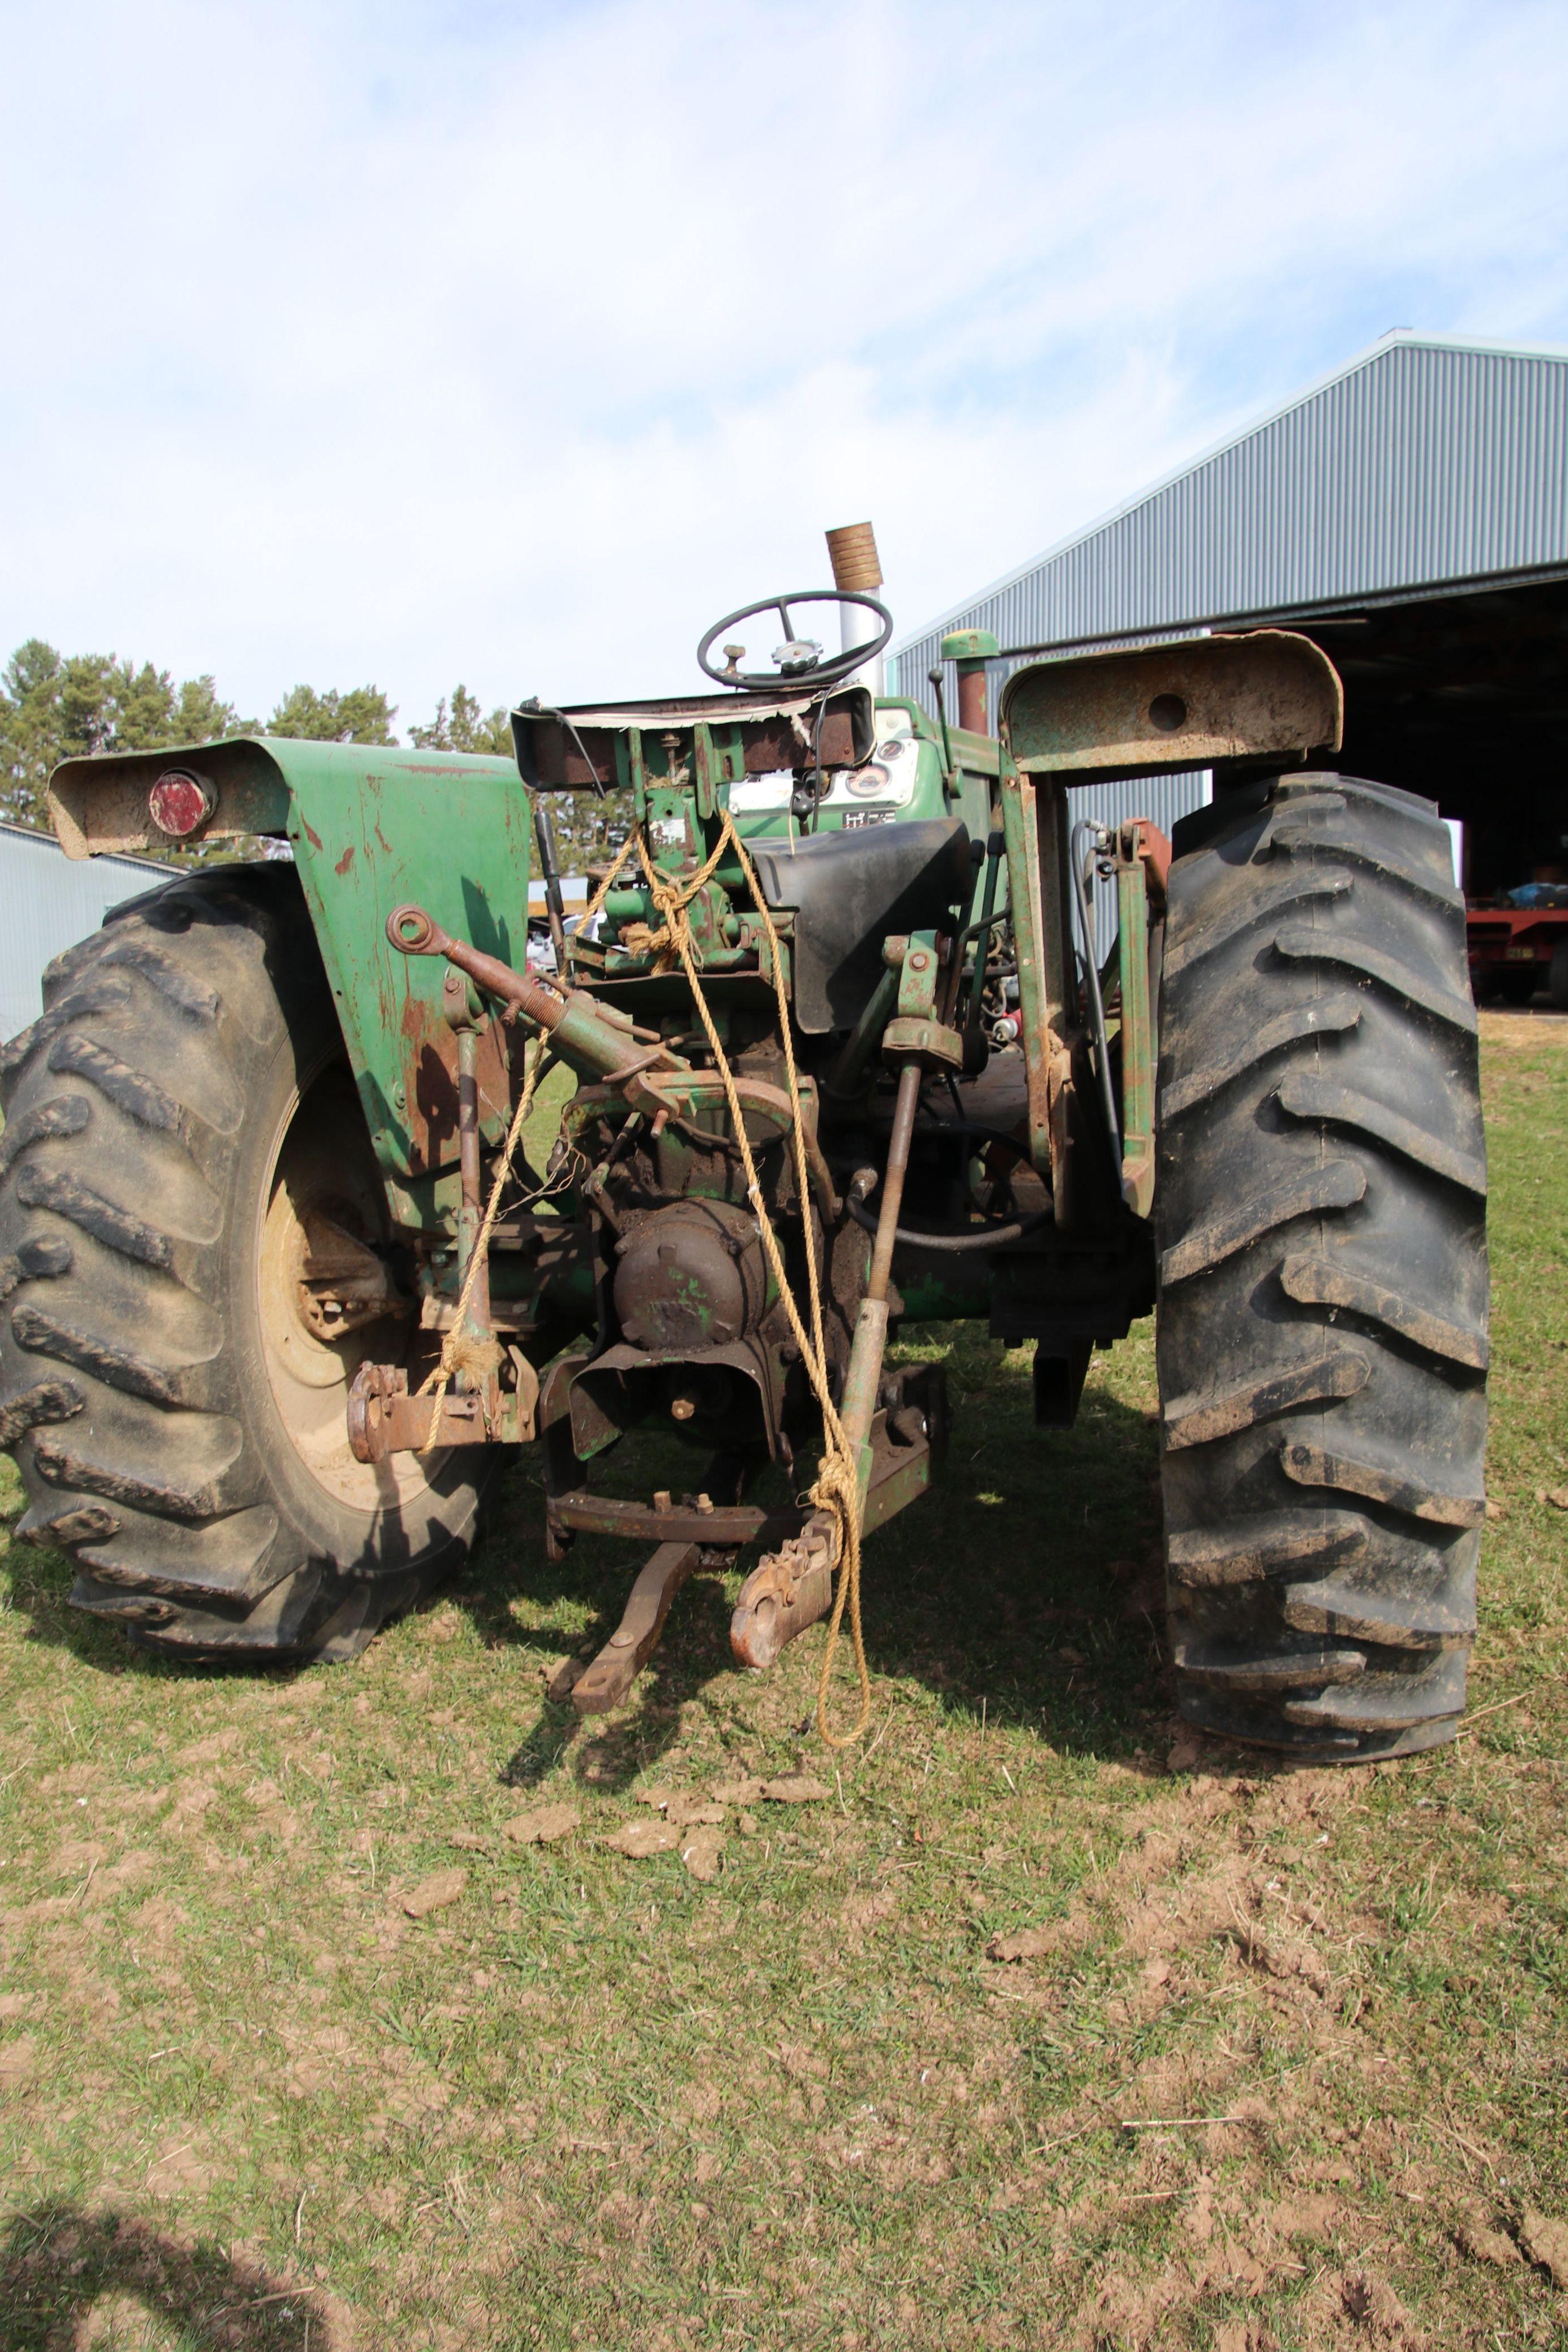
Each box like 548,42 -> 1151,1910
747,818 -> 974,1032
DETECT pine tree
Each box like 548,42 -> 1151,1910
266,684 -> 397,744
0,640 -> 243,829
409,684 -> 514,756
0,642 -> 634,874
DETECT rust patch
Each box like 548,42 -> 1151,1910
413,1040 -> 460,1170
301,818 -> 324,852
395,994 -> 524,1175
334,844 -> 356,876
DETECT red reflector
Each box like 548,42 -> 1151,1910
148,769 -> 215,839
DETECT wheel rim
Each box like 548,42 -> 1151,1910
258,1056 -> 443,1510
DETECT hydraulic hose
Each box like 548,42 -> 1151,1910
845,1192 -> 1047,1255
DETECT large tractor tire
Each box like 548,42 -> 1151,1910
1549,937 -> 1568,1013
0,864 -> 491,1661
1154,773 -> 1488,1760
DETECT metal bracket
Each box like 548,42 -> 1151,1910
884,929 -> 963,1072
567,1542 -> 705,1715
346,1359 -> 537,1459
1113,819 -> 1170,1219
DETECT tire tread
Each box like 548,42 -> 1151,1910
0,864 -> 486,1661
1155,772 -> 1488,1760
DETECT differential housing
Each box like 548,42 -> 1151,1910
612,1199 -> 770,1353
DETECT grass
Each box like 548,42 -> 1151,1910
0,1014 -> 1565,2350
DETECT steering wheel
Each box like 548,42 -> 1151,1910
696,589 -> 893,693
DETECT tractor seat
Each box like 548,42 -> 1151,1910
747,818 -> 974,1032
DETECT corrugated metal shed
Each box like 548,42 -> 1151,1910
893,333 -> 1568,938
894,333 -> 1568,704
0,823 -> 169,1041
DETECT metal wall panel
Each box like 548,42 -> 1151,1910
893,336 -> 1568,715
0,825 -> 168,1041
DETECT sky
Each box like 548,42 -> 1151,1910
2,0 -> 1567,731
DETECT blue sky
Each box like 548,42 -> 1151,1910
2,0 -> 1566,728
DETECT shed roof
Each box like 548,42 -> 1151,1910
894,333 -> 1568,693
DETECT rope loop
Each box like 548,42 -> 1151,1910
417,834 -> 638,1446
637,808 -> 870,1746
412,807 -> 873,1744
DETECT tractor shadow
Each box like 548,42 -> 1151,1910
0,2202 -> 331,2349
0,1329 -> 1173,1786
0,1481 -> 320,1694
472,1324 -> 1172,1793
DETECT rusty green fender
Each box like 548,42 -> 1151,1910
47,734 -> 534,1222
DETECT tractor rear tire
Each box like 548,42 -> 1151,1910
0,864 -> 493,1661
1154,773 -> 1488,1761
1549,937 -> 1568,1013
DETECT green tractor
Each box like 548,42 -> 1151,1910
0,525 -> 1487,1759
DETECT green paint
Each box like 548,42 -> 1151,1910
895,930 -> 943,1024
50,732 -> 533,1199
999,752 -> 1055,1175
266,740 -> 533,1186
896,1266 -> 991,1321
1115,832 -> 1157,1217
939,628 -> 1000,664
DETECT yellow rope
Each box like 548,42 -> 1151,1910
617,825 -> 731,969
419,810 -> 873,1744
633,810 -> 871,1746
419,833 -> 638,1446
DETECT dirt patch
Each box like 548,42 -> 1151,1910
607,1818 -> 682,1858
144,2133 -> 222,2199
174,1728 -> 243,1766
678,1827 -> 724,1880
840,1885 -> 899,1938
1519,2208 -> 1568,2288
401,1869 -> 468,1918
503,1802 -> 580,1845
0,2035 -> 37,2087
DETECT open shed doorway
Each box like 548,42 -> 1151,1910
1287,570 -> 1568,899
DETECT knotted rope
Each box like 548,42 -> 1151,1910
416,813 -> 873,1745
418,834 -> 639,1446
632,810 -> 871,1746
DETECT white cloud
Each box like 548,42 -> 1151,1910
1,0 -> 1565,725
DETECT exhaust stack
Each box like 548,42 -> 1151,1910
825,519 -> 885,696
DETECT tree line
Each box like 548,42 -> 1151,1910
0,640 -> 629,867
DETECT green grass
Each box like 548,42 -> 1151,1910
0,1015 -> 1565,2349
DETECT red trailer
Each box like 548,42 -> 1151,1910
1466,903 -> 1568,1007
